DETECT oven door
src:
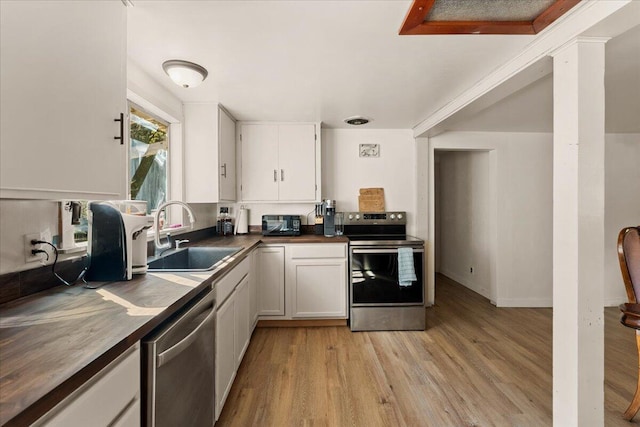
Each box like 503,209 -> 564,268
350,247 -> 424,306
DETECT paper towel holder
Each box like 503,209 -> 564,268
235,205 -> 249,235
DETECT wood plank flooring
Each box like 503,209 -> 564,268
217,274 -> 640,426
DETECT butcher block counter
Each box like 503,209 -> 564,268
0,233 -> 348,426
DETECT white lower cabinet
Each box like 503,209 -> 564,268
257,243 -> 348,320
34,344 -> 140,427
215,292 -> 236,421
234,275 -> 250,366
286,244 -> 348,318
215,257 -> 251,421
256,246 -> 285,316
248,249 -> 259,330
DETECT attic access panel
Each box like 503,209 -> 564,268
399,0 -> 582,35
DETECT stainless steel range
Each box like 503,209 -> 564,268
344,212 -> 425,331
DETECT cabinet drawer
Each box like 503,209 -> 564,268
289,244 -> 346,259
216,256 -> 250,307
36,344 -> 140,427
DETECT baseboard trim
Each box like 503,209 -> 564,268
604,298 -> 626,308
439,269 -> 490,299
257,319 -> 347,328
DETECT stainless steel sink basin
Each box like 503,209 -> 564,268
147,247 -> 242,272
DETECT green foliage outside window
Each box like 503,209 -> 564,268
129,106 -> 169,213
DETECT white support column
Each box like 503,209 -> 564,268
552,37 -> 608,426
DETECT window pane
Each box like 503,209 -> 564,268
129,105 -> 169,214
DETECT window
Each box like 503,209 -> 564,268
129,103 -> 169,214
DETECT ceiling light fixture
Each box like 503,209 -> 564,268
162,60 -> 208,88
344,116 -> 371,126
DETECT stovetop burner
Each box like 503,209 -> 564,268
341,211 -> 423,247
347,235 -> 423,246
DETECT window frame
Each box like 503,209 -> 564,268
126,92 -> 185,239
128,101 -> 170,216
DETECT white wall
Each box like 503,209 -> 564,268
426,131 -> 554,307
604,133 -> 640,305
127,59 -> 183,123
322,128 -> 418,234
238,128 -> 418,234
0,200 -> 61,274
426,131 -> 640,308
436,151 -> 491,298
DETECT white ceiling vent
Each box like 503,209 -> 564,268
344,116 -> 371,126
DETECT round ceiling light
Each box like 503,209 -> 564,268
162,60 -> 208,88
344,116 -> 371,126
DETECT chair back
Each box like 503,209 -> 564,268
619,226 -> 640,303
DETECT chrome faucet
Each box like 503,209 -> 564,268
175,239 -> 189,249
154,201 -> 196,255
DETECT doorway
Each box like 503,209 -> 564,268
434,149 -> 492,302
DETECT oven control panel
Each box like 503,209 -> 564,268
343,211 -> 406,225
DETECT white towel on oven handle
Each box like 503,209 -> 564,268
398,247 -> 417,287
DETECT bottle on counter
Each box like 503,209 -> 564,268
315,202 -> 324,235
323,199 -> 336,237
217,207 -> 233,236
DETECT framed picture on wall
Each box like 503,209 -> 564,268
359,143 -> 380,157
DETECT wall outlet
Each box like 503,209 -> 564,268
470,267 -> 474,274
24,233 -> 42,263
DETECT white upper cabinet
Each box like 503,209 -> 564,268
218,107 -> 237,201
184,104 -> 236,203
239,123 -> 320,202
239,124 -> 279,201
0,1 -> 127,200
278,125 -> 317,201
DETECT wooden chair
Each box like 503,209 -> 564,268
618,226 -> 640,420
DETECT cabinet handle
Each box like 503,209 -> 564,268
221,163 -> 227,178
114,113 -> 124,145
273,169 -> 277,182
280,169 -> 284,181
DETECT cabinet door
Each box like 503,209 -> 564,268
249,250 -> 259,329
288,259 -> 347,318
0,1 -> 126,199
257,246 -> 285,316
215,295 -> 236,420
278,124 -> 317,201
218,106 -> 236,201
34,345 -> 140,427
240,124 -> 279,201
184,103 -> 218,202
234,275 -> 250,366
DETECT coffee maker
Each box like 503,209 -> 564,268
323,199 -> 336,237
86,201 -> 154,281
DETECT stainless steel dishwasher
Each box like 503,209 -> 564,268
143,287 -> 215,427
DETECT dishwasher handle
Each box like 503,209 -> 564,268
156,304 -> 215,368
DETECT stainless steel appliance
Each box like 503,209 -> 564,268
345,212 -> 425,331
143,288 -> 215,427
262,215 -> 301,236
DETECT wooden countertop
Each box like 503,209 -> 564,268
0,233 -> 347,426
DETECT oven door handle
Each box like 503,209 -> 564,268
351,248 -> 424,254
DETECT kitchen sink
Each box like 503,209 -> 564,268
147,247 -> 242,272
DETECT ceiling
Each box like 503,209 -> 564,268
439,23 -> 640,134
128,1 -> 639,131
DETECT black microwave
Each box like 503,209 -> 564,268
262,215 -> 301,236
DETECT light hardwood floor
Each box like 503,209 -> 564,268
217,274 -> 640,426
